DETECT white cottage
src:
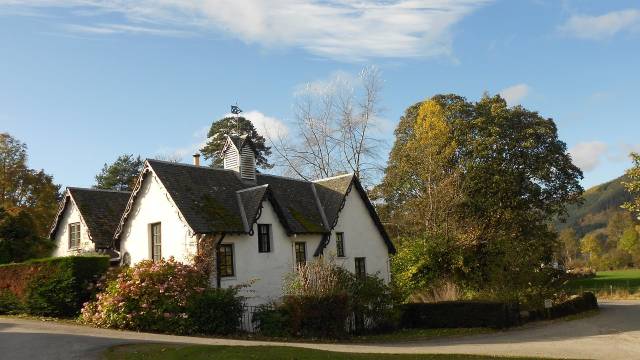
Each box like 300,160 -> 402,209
49,187 -> 130,259
51,135 -> 395,305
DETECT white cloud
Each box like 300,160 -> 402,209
0,0 -> 492,61
241,110 -> 289,139
499,83 -> 530,106
569,141 -> 608,172
559,9 -> 640,40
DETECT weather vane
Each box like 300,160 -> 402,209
231,103 -> 242,115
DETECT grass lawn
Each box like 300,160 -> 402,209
103,344 -> 550,360
565,269 -> 640,292
351,328 -> 495,343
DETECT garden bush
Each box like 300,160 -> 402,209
0,289 -> 22,314
282,293 -> 350,338
81,257 -> 246,336
252,303 -> 291,337
260,258 -> 399,338
0,256 -> 109,317
81,257 -> 207,334
399,301 -> 520,329
187,287 -> 244,335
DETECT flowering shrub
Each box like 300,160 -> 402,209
81,257 -> 207,334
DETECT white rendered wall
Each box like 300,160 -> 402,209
220,201 -> 322,306
327,190 -> 391,283
118,172 -> 197,265
52,201 -> 94,257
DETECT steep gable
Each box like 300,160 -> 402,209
50,188 -> 130,248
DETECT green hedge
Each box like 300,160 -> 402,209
399,301 -> 520,329
547,292 -> 598,319
187,287 -> 244,335
0,256 -> 109,317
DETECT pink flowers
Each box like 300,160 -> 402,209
80,257 -> 208,334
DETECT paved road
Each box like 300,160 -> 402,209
1,300 -> 639,360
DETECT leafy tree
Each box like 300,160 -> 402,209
618,227 -> 640,261
605,211 -> 634,249
382,94 -> 583,302
200,116 -> 272,169
558,228 -> 580,265
378,99 -> 464,238
0,133 -> 60,236
95,154 -> 144,191
623,153 -> 640,219
0,208 -> 54,264
580,233 -> 602,262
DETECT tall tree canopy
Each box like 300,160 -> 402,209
623,153 -> 640,219
95,154 -> 144,191
0,207 -> 54,264
0,133 -> 60,237
381,95 -> 583,302
200,116 -> 272,169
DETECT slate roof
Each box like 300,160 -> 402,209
314,174 -> 355,228
115,160 -> 395,254
50,188 -> 131,248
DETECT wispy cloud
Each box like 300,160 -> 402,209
0,0 -> 492,61
569,141 -> 608,172
499,83 -> 530,106
559,9 -> 640,40
64,23 -> 192,37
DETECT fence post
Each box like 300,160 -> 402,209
610,285 -> 613,297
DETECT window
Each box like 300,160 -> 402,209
150,223 -> 161,262
335,232 -> 345,257
258,224 -> 271,253
355,257 -> 366,279
294,242 -> 306,267
68,222 -> 81,249
218,244 -> 234,277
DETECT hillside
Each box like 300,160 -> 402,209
556,175 -> 633,236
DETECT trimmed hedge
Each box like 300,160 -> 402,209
0,256 -> 109,317
400,301 -> 520,329
283,294 -> 351,338
547,292 -> 598,319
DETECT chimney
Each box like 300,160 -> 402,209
193,153 -> 201,166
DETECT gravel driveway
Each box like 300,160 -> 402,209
1,300 -> 638,360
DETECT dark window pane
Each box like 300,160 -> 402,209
218,244 -> 234,277
355,257 -> 366,279
336,232 -> 345,257
151,223 -> 161,262
295,242 -> 306,266
258,224 -> 271,253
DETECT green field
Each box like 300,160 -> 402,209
103,344 -> 553,360
565,269 -> 640,292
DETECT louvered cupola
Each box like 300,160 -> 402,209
222,134 -> 257,181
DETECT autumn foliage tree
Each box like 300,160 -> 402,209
380,95 -> 583,302
0,133 -> 60,237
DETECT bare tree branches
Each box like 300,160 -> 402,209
270,66 -> 385,185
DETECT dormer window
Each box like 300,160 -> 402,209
222,135 -> 257,181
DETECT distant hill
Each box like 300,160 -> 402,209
556,175 -> 633,236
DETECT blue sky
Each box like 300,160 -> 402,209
1,0 -> 639,189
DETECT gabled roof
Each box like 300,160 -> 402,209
49,188 -> 131,248
222,134 -> 257,155
114,160 -> 394,254
314,174 -> 355,228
